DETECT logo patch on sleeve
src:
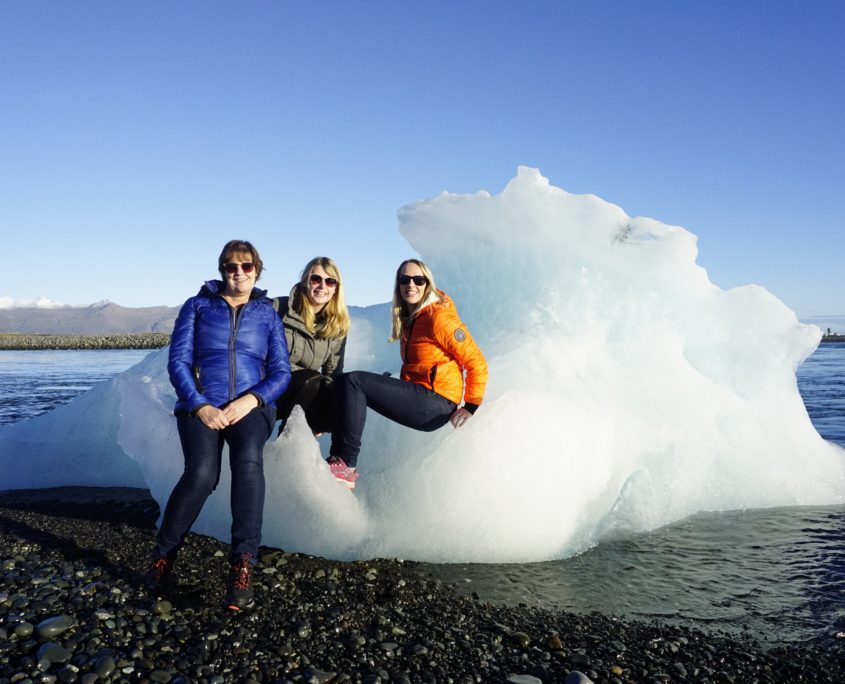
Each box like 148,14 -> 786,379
454,328 -> 466,342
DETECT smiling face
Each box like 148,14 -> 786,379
222,251 -> 257,298
398,261 -> 428,307
305,264 -> 338,312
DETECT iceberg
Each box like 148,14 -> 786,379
2,167 -> 843,562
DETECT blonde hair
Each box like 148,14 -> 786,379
290,256 -> 351,339
389,259 -> 443,342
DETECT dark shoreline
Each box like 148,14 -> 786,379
0,334 -> 170,350
1,487 -> 843,683
1,333 -> 841,351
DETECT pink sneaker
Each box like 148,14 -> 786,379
327,456 -> 359,489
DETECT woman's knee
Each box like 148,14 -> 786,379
233,461 -> 265,488
176,465 -> 219,496
342,370 -> 378,394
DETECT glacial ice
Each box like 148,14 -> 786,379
2,167 -> 843,562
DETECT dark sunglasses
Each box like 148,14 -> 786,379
309,274 -> 338,287
224,262 -> 255,274
398,275 -> 428,287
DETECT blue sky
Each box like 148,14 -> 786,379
2,1 -> 843,320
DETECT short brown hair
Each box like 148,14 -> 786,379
217,240 -> 264,281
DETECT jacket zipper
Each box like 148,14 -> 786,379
228,303 -> 244,400
402,317 -> 417,363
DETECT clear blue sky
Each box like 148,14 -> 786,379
2,1 -> 843,319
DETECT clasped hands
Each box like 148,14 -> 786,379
196,394 -> 259,430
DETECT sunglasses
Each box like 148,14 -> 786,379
398,275 -> 428,287
224,262 -> 255,274
309,274 -> 338,287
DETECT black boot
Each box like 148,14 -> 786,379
144,557 -> 174,595
225,553 -> 255,611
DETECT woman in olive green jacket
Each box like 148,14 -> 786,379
274,257 -> 350,434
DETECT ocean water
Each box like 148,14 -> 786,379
0,344 -> 843,646
416,342 -> 845,647
0,349 -> 154,425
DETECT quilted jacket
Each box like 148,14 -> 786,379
168,280 -> 291,414
399,291 -> 487,408
275,290 -> 346,376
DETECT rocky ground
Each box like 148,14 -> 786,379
1,487 -> 842,684
0,335 -> 170,350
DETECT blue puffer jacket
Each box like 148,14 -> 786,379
168,280 -> 291,414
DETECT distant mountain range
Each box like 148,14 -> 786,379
6,299 -> 838,337
0,300 -> 388,335
0,301 -> 180,334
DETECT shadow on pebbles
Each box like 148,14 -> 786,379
1,486 -> 843,684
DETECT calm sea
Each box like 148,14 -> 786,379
418,342 -> 845,648
0,344 -> 843,646
0,349 -> 154,425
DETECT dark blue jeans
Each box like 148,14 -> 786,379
330,371 -> 457,468
154,405 -> 275,564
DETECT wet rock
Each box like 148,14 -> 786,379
564,672 -> 595,684
511,631 -> 531,648
57,665 -> 80,683
152,600 -> 172,615
93,654 -> 116,678
301,668 -> 336,683
37,642 -> 73,664
36,615 -> 74,639
13,621 -> 34,638
570,652 -> 590,668
545,634 -> 563,651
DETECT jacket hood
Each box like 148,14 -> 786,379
278,286 -> 307,331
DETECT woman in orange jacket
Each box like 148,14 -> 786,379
328,259 -> 488,488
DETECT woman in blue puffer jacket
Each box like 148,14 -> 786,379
146,240 -> 291,612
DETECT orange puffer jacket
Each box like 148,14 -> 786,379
399,292 -> 488,407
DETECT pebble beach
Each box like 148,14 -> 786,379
1,487 -> 843,684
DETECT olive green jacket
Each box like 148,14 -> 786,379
274,292 -> 346,377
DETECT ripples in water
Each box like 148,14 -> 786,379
0,349 -> 152,425
415,505 -> 845,646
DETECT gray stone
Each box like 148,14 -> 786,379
13,621 -> 34,638
36,615 -> 74,639
37,642 -> 72,664
152,600 -> 172,615
94,654 -> 116,678
565,672 -> 595,684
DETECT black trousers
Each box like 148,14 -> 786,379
329,371 -> 457,468
276,369 -> 334,434
155,405 -> 275,564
